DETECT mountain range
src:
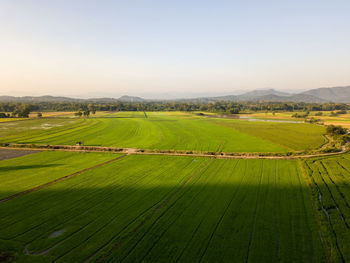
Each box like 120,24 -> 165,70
0,86 -> 349,103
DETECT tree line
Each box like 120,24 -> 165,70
0,101 -> 349,118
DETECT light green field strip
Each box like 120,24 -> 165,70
207,117 -> 326,151
0,155 -> 324,262
97,111 -> 147,118
0,113 -> 288,152
0,151 -> 119,200
0,118 -> 25,123
9,119 -> 104,144
0,118 -> 87,141
303,153 -> 350,262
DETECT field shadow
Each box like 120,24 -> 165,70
0,164 -> 63,172
0,183 -> 328,263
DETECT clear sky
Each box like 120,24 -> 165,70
1,0 -> 350,98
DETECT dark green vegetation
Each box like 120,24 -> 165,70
303,154 -> 350,262
0,112 -> 326,152
324,125 -> 350,149
1,98 -> 349,118
326,125 -> 348,136
0,154 -> 325,262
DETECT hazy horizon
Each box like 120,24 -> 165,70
1,0 -> 350,98
0,88 -> 309,100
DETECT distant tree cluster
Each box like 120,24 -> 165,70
0,103 -> 31,118
326,125 -> 348,136
330,110 -> 347,116
325,125 -> 349,148
0,113 -> 11,118
292,111 -> 309,118
74,109 -> 95,117
12,104 -> 31,117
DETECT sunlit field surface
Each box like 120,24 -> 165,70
0,112 -> 326,152
0,154 -> 324,262
0,118 -> 24,123
208,118 -> 326,151
28,112 -> 76,118
0,151 -> 119,200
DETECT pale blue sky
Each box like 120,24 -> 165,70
1,0 -> 350,98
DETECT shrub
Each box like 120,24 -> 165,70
0,112 -> 10,118
292,112 -> 309,118
326,125 -> 347,136
0,250 -> 17,262
306,117 -> 320,123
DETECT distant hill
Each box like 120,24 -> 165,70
184,89 -> 290,103
300,86 -> 350,103
0,85 -> 349,103
236,89 -> 290,99
184,86 -> 349,103
0,95 -> 81,102
255,94 -> 327,103
0,95 -> 145,103
117,95 -> 145,102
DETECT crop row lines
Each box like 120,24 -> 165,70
94,158 -> 215,263
22,158 -> 198,261
304,161 -> 346,262
0,154 -> 127,204
118,161 -> 222,263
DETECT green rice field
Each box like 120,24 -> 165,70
0,151 -> 119,200
0,153 -> 325,262
0,112 -> 326,152
303,153 -> 350,262
0,111 -> 346,263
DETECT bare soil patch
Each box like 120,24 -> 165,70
0,149 -> 40,161
49,228 -> 66,239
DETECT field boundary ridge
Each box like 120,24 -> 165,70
0,143 -> 348,160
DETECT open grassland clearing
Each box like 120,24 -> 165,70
244,111 -> 350,129
0,151 -> 119,200
318,117 -> 350,129
0,112 -> 327,153
242,111 -> 350,119
306,111 -> 350,129
0,154 -> 324,262
303,153 -> 350,262
28,112 -> 76,118
239,112 -> 297,120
